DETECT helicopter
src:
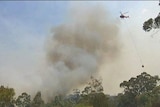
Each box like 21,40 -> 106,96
120,12 -> 129,19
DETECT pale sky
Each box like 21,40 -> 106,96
0,1 -> 160,96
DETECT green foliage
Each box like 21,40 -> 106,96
143,18 -> 153,32
16,92 -> 31,107
154,15 -> 160,28
90,92 -> 108,107
0,85 -> 15,107
143,13 -> 160,32
136,92 -> 152,107
51,95 -> 74,107
77,93 -> 108,107
79,77 -> 108,107
107,95 -> 119,107
82,76 -> 103,96
119,72 -> 160,107
120,72 -> 160,95
149,86 -> 160,107
69,89 -> 80,104
52,95 -> 65,107
31,91 -> 44,107
74,103 -> 93,107
117,93 -> 136,107
1,72 -> 160,107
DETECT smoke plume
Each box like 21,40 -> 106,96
42,5 -> 120,99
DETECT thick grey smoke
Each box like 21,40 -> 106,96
42,6 -> 120,99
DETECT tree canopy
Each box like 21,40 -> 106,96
31,91 -> 44,107
0,86 -> 15,107
16,92 -> 31,107
119,72 -> 160,107
120,72 -> 160,95
143,13 -> 160,32
1,72 -> 160,107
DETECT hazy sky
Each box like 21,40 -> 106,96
0,1 -> 160,96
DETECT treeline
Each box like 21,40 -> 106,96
1,72 -> 160,107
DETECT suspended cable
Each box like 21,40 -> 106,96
123,20 -> 145,71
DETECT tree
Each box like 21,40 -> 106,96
107,95 -> 119,107
120,72 -> 160,95
82,76 -> 103,96
117,92 -> 137,107
90,92 -> 108,107
0,85 -> 15,107
80,77 -> 108,107
136,92 -> 152,107
149,86 -> 160,107
143,18 -> 154,32
68,89 -> 81,104
50,94 -> 75,107
119,72 -> 160,107
143,13 -> 160,32
31,91 -> 44,107
16,92 -> 31,107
